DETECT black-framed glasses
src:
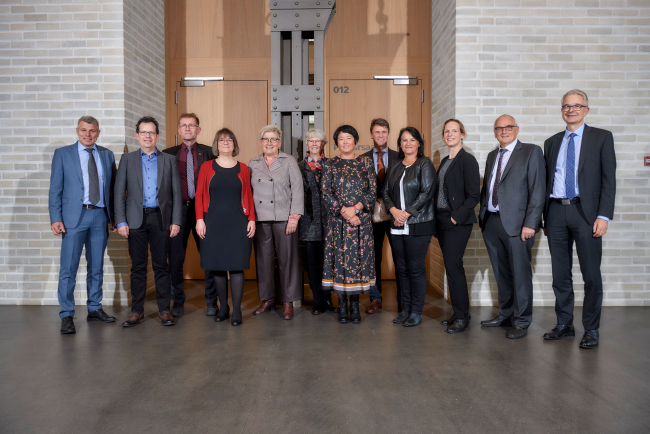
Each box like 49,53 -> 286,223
138,131 -> 157,137
179,124 -> 198,129
561,104 -> 587,112
261,138 -> 280,144
218,138 -> 234,144
494,125 -> 517,133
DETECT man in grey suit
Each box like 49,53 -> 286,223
479,115 -> 546,339
115,116 -> 182,327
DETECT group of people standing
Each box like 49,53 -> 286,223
49,88 -> 615,349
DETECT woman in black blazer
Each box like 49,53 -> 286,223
434,119 -> 480,334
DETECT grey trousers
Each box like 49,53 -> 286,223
254,221 -> 302,303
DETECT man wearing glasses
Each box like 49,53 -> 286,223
479,115 -> 546,339
163,113 -> 216,318
115,116 -> 182,327
541,89 -> 616,349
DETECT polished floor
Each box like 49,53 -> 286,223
1,281 -> 649,434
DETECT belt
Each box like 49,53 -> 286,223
488,211 -> 500,217
82,204 -> 104,210
183,200 -> 194,206
551,197 -> 580,205
143,207 -> 160,213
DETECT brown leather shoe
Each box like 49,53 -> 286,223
159,311 -> 175,326
122,312 -> 144,328
254,298 -> 275,315
282,302 -> 294,320
366,300 -> 382,314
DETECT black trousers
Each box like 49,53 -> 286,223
168,201 -> 216,306
305,241 -> 332,306
369,220 -> 402,303
391,233 -> 432,315
546,201 -> 603,330
437,213 -> 473,320
482,212 -> 536,328
128,210 -> 171,313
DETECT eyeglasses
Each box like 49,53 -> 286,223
307,139 -> 322,144
261,138 -> 280,144
561,104 -> 587,112
138,131 -> 157,137
179,124 -> 198,129
218,138 -> 234,144
494,125 -> 517,133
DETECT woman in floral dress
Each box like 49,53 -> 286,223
322,125 -> 377,324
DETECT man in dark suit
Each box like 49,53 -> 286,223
479,115 -> 546,339
163,113 -> 216,318
362,118 -> 402,314
115,116 -> 182,327
542,89 -> 616,349
49,116 -> 118,334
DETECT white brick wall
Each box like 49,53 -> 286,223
431,0 -> 650,307
0,1 -> 165,307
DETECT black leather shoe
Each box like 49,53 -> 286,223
311,303 -> 327,315
350,300 -> 361,324
393,311 -> 409,324
441,314 -> 455,326
506,326 -> 528,339
61,316 -> 76,334
87,309 -> 116,323
206,303 -> 217,316
215,305 -> 230,322
481,315 -> 512,327
580,330 -> 599,349
231,318 -> 242,327
170,303 -> 184,318
338,298 -> 349,324
159,311 -> 175,326
325,300 -> 339,313
543,324 -> 575,340
403,313 -> 422,327
447,318 -> 469,334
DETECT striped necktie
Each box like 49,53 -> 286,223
187,147 -> 195,199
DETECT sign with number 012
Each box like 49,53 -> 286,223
333,86 -> 349,94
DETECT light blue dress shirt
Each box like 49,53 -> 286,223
77,141 -> 105,207
551,124 -> 609,221
117,149 -> 159,229
372,147 -> 389,173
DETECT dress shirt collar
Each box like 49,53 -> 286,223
563,123 -> 585,140
140,148 -> 158,159
77,141 -> 98,153
499,139 -> 518,153
181,142 -> 195,152
373,146 -> 388,155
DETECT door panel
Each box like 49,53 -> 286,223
328,79 -> 423,280
174,80 -> 268,279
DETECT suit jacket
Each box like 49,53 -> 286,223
163,143 -> 214,172
49,143 -> 117,229
249,152 -> 304,221
298,158 -> 328,242
114,148 -> 182,230
434,148 -> 480,226
362,147 -> 399,200
479,140 -> 546,237
543,125 -> 616,226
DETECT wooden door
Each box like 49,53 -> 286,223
174,80 -> 269,279
328,78 -> 423,280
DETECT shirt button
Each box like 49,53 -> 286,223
259,201 -> 262,203
271,201 -> 273,203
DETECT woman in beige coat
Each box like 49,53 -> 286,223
249,125 -> 304,320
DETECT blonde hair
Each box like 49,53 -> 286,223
304,129 -> 327,155
259,125 -> 282,141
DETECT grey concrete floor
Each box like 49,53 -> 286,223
1,281 -> 649,434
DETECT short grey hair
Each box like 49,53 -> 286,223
259,124 -> 282,141
562,89 -> 589,107
494,114 -> 518,128
304,129 -> 327,146
77,116 -> 99,129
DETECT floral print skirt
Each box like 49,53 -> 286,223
322,214 -> 376,294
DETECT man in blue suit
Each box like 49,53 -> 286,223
49,116 -> 117,334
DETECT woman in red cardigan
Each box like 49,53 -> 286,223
195,128 -> 255,326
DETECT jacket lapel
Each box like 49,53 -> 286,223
578,124 -> 590,175
72,143 -> 84,183
135,150 -> 143,191
156,150 -> 164,190
500,140 -> 522,181
445,148 -> 463,173
485,149 -> 496,188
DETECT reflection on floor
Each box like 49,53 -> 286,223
1,280 -> 649,434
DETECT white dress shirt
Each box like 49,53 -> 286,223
487,139 -> 517,212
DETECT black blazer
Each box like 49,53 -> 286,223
543,125 -> 616,226
297,158 -> 328,242
163,142 -> 214,168
362,147 -> 399,200
434,147 -> 480,226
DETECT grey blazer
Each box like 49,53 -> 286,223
249,152 -> 304,221
114,148 -> 182,230
479,140 -> 546,237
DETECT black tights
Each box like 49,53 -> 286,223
337,294 -> 359,303
213,271 -> 244,321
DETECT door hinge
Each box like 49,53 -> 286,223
421,89 -> 424,103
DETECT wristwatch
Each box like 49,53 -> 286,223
355,208 -> 361,215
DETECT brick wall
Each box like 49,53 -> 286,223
431,0 -> 650,307
0,1 -> 165,307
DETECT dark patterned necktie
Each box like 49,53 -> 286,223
187,147 -> 195,199
565,133 -> 577,200
377,150 -> 385,182
491,148 -> 507,208
85,148 -> 100,205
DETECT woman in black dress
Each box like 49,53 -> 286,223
435,119 -> 480,334
195,128 -> 255,326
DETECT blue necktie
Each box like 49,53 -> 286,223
565,133 -> 577,200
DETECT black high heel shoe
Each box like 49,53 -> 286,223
215,305 -> 230,322
325,300 -> 339,313
230,317 -> 242,326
